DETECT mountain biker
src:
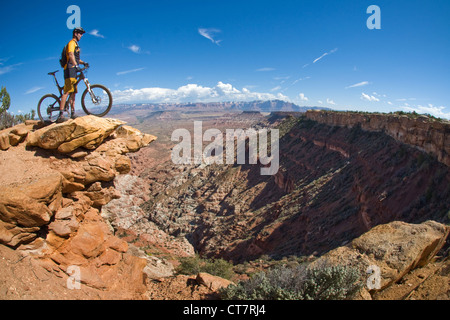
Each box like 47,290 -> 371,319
57,27 -> 89,123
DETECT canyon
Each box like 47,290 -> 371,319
0,105 -> 449,300
114,110 -> 449,263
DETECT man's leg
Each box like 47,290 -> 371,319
57,92 -> 70,122
60,92 -> 69,112
70,93 -> 77,119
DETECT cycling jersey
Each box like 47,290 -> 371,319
64,39 -> 81,70
63,39 -> 81,93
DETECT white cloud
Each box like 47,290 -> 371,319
198,28 -> 222,45
116,67 -> 145,76
256,67 -> 276,72
345,81 -> 369,89
292,76 -> 311,85
25,86 -> 44,95
112,82 -> 290,104
402,104 -> 450,119
313,48 -> 338,64
361,92 -> 379,102
299,93 -> 309,101
0,62 -> 22,75
273,76 -> 290,81
126,44 -> 150,55
326,98 -> 336,105
128,45 -> 141,54
270,86 -> 281,92
89,29 -> 105,38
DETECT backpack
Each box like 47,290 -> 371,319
59,44 -> 68,68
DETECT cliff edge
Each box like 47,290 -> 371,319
305,110 -> 450,167
0,116 -> 157,299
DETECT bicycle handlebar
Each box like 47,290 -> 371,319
78,65 -> 90,73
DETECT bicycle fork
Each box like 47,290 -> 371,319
83,78 -> 99,104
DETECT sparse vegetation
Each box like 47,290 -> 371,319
220,261 -> 362,300
0,86 -> 36,130
176,254 -> 234,280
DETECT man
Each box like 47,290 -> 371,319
57,27 -> 88,123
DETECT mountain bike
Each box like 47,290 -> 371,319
37,66 -> 113,123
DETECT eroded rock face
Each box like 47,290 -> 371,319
312,220 -> 450,292
26,116 -> 125,153
0,116 -> 157,298
305,110 -> 450,167
0,121 -> 43,151
0,172 -> 63,247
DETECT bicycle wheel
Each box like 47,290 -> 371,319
37,94 -> 63,123
81,84 -> 113,117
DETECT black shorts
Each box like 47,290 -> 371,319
63,67 -> 78,94
64,66 -> 78,80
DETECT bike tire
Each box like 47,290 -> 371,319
37,94 -> 62,123
81,84 -> 113,117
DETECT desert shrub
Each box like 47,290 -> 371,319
220,262 -> 362,300
176,255 -> 203,275
176,255 -> 234,280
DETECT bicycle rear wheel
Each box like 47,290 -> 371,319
37,94 -> 63,123
81,84 -> 113,117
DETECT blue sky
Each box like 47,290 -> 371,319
1,0 -> 449,118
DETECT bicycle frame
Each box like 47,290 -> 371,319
38,65 -> 112,122
49,67 -> 95,111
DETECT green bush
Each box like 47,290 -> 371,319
220,262 -> 362,300
176,255 -> 234,280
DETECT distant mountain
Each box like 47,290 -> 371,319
109,100 -> 331,115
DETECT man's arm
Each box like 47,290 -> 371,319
68,52 -> 78,67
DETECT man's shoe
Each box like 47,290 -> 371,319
56,114 -> 66,123
70,113 -> 78,120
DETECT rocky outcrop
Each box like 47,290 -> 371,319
0,172 -> 63,247
0,121 -> 43,151
312,220 -> 449,295
0,116 -> 157,298
196,272 -> 234,291
305,110 -> 450,167
26,116 -> 124,153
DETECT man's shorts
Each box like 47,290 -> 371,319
64,78 -> 78,94
63,67 -> 78,94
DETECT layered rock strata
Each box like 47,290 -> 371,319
305,110 -> 450,167
0,116 -> 157,297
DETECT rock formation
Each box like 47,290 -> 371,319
305,110 -> 450,167
132,114 -> 449,264
1,111 -> 449,300
312,220 -> 449,297
0,116 -> 157,298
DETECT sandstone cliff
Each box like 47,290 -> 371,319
0,116 -> 157,298
132,114 -> 449,264
305,110 -> 450,167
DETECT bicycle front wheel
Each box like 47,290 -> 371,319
81,84 -> 113,117
37,94 -> 62,123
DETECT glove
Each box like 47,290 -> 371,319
84,62 -> 90,68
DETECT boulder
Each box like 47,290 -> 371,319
0,122 -> 40,150
0,171 -> 63,246
26,116 -> 125,153
313,220 -> 450,292
196,272 -> 234,291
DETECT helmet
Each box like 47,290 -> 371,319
73,27 -> 86,35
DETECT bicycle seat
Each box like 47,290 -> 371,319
48,70 -> 59,75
